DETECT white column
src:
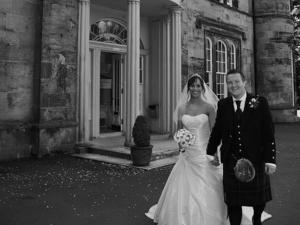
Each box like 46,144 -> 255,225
78,0 -> 90,141
92,50 -> 101,137
125,0 -> 140,145
162,15 -> 171,133
170,6 -> 182,133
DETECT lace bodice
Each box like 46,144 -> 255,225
181,114 -> 210,156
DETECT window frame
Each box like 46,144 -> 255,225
204,31 -> 241,99
216,40 -> 228,99
228,41 -> 237,70
205,37 -> 213,89
90,18 -> 145,49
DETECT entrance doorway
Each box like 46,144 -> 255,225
100,52 -> 123,134
83,18 -> 149,141
88,42 -> 147,139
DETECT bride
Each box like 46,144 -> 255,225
145,74 -> 271,225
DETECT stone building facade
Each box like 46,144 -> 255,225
0,0 -> 297,160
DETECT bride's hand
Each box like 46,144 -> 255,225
178,143 -> 185,152
210,155 -> 220,166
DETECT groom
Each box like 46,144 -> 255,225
207,69 -> 276,225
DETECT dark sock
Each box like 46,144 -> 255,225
228,206 -> 242,225
252,205 -> 265,225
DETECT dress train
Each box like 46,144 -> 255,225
146,204 -> 272,225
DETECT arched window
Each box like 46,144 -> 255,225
216,40 -> 227,99
229,42 -> 236,70
204,34 -> 240,99
205,37 -> 213,88
90,18 -> 144,49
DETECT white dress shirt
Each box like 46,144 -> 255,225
232,92 -> 247,112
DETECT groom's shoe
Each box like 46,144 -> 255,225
252,217 -> 262,225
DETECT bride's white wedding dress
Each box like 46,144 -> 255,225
146,114 -> 271,225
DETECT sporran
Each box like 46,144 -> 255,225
234,158 -> 255,182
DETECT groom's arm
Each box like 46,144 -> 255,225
260,96 -> 276,165
207,101 -> 223,156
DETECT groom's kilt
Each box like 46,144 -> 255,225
223,164 -> 272,206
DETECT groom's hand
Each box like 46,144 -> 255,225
265,163 -> 276,175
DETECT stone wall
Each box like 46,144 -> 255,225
0,0 -> 42,159
254,0 -> 298,122
0,0 -> 79,160
181,0 -> 255,91
38,0 -> 78,155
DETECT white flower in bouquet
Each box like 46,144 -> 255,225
173,128 -> 196,152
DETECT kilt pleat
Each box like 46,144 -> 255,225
223,168 -> 272,206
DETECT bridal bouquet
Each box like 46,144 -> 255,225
173,128 -> 196,152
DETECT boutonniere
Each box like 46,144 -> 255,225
249,96 -> 260,109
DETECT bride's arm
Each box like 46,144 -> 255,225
176,104 -> 185,130
207,104 -> 216,132
176,106 -> 185,150
177,120 -> 183,130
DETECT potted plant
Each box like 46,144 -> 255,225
130,115 -> 153,166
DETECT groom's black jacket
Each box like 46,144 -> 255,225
207,93 -> 276,167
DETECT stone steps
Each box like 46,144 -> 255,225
72,153 -> 178,170
74,142 -> 179,161
72,135 -> 179,169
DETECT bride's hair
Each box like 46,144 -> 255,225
187,74 -> 205,93
173,73 -> 218,126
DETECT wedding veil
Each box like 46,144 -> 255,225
173,73 -> 219,127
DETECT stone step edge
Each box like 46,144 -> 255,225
72,153 -> 178,170
74,144 -> 179,161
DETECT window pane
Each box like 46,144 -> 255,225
215,41 -> 227,98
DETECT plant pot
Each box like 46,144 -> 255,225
130,145 -> 153,166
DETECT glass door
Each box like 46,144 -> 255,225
111,54 -> 122,131
99,52 -> 123,133
139,55 -> 145,115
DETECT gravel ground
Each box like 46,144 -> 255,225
0,123 -> 299,225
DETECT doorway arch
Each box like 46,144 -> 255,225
90,18 -> 144,49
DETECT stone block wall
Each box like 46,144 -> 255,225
0,0 -> 79,160
255,18 -> 293,106
181,0 -> 255,91
0,0 -> 42,159
254,0 -> 297,122
0,123 -> 33,159
38,0 -> 78,155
